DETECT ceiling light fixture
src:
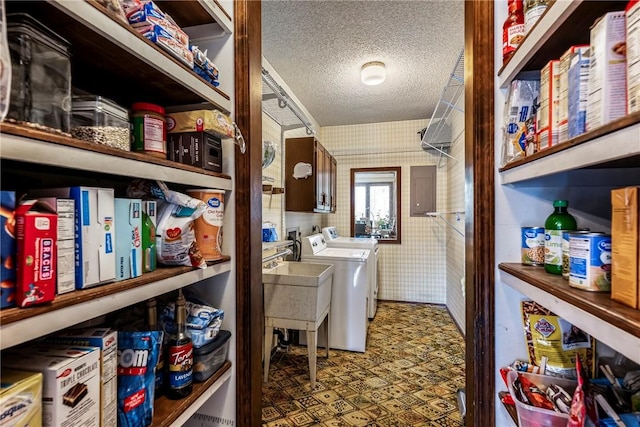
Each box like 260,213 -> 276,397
361,61 -> 386,86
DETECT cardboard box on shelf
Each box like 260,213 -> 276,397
1,191 -> 16,308
558,45 -> 589,143
611,186 -> 640,309
30,187 -> 116,289
586,11 -> 628,131
3,344 -> 100,427
0,369 -> 43,426
628,0 -> 640,113
15,200 -> 58,307
43,328 -> 118,427
114,198 -> 142,281
537,60 -> 561,150
57,238 -> 75,295
166,109 -> 234,139
168,131 -> 223,173
567,46 -> 591,140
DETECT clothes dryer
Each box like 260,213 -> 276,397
322,226 -> 379,319
300,234 -> 370,352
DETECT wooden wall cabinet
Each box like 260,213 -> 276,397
285,136 -> 336,213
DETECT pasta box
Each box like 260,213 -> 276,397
114,198 -> 142,281
3,344 -> 100,427
1,190 -> 16,308
15,199 -> 57,307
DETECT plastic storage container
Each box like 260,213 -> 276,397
192,330 -> 230,382
507,370 -> 577,427
71,95 -> 130,150
6,13 -> 71,133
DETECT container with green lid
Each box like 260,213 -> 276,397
544,200 -> 577,275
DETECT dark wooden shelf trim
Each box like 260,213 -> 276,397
0,256 -> 231,326
499,112 -> 640,173
499,263 -> 640,338
0,123 -> 232,182
152,361 -> 232,427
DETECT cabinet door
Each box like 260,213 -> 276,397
330,155 -> 337,212
315,142 -> 327,210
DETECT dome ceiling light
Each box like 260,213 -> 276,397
361,61 -> 386,86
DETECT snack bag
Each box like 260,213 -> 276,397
501,78 -> 540,166
117,331 -> 162,427
521,300 -> 594,379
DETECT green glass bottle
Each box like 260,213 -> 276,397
544,200 -> 577,275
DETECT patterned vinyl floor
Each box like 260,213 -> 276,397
262,301 -> 466,426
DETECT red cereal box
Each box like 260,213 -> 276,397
15,200 -> 57,307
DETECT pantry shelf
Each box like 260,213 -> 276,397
499,112 -> 640,184
0,123 -> 233,190
157,0 -> 233,34
497,0 -> 628,88
499,263 -> 640,364
6,0 -> 231,112
0,258 -> 231,350
152,361 -> 232,427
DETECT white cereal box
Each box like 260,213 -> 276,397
537,60 -> 561,150
627,0 -> 640,113
114,198 -> 142,281
558,45 -> 589,143
586,11 -> 628,130
43,328 -> 118,427
3,345 -> 100,427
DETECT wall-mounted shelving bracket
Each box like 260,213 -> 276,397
262,68 -> 315,136
426,211 -> 465,237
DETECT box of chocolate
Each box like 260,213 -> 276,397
1,191 -> 16,308
44,328 -> 117,427
15,199 -> 57,307
3,344 -> 100,427
0,369 -> 43,426
114,198 -> 142,281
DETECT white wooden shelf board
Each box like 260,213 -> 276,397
200,0 -> 233,34
49,0 -> 231,113
0,262 -> 231,350
500,123 -> 640,184
498,0 -> 582,88
169,367 -> 232,427
1,133 -> 233,191
500,271 -> 640,365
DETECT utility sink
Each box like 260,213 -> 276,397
263,262 -> 334,322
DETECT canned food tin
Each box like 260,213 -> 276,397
561,230 -> 592,279
569,233 -> 612,291
521,227 -> 545,266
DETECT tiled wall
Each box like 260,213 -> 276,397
320,120 -> 449,304
444,97 -> 466,334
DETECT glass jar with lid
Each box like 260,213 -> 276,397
71,95 -> 130,151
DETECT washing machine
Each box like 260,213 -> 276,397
301,234 -> 370,352
322,226 -> 379,319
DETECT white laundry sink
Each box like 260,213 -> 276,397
263,262 -> 333,322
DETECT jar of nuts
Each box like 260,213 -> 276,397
71,95 -> 131,151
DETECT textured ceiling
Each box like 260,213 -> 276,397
262,0 -> 465,127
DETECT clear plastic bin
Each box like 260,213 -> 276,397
507,370 -> 577,427
192,330 -> 230,382
71,95 -> 130,151
6,13 -> 71,133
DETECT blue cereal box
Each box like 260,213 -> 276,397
1,191 -> 16,308
567,46 -> 590,139
115,198 -> 143,281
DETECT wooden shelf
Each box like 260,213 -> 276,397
152,361 -> 232,427
0,257 -> 231,350
158,0 -> 233,34
262,184 -> 284,194
497,0 -> 628,88
499,112 -> 640,184
6,0 -> 231,112
498,263 -> 640,364
0,123 -> 233,190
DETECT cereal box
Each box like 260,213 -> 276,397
611,187 -> 640,308
0,369 -> 43,427
3,345 -> 100,427
44,328 -> 118,427
558,45 -> 589,143
568,46 -> 591,139
627,0 -> 640,113
15,200 -> 57,307
586,11 -> 628,130
115,198 -> 142,281
537,60 -> 561,150
1,191 -> 16,308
